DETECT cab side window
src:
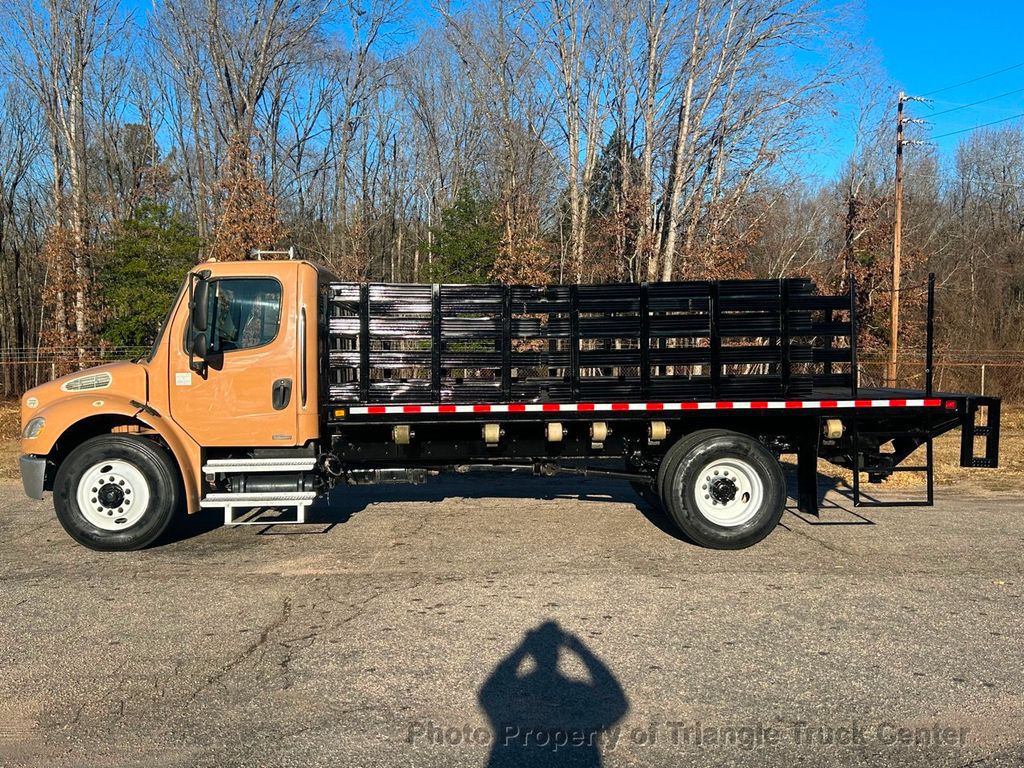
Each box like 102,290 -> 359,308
190,278 -> 282,353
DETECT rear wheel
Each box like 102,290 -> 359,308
659,430 -> 785,549
53,435 -> 182,551
656,429 -> 728,505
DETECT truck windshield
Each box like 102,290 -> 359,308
145,279 -> 187,362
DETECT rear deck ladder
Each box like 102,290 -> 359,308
852,273 -> 936,509
851,415 -> 934,508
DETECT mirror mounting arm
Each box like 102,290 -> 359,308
189,348 -> 208,378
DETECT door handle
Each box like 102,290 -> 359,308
272,378 -> 292,410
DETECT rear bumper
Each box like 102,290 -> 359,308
19,455 -> 46,500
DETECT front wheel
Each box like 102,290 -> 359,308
660,430 -> 785,549
53,435 -> 182,551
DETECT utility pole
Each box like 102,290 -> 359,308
887,92 -> 905,388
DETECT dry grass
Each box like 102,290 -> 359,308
0,399 -> 1020,491
0,400 -> 21,479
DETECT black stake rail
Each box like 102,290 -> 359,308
325,279 -> 858,406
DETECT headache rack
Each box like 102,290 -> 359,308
324,278 -> 859,405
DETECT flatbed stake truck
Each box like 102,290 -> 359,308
18,259 -> 1001,550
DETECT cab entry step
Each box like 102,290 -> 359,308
200,491 -> 317,525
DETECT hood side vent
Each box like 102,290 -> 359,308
61,372 -> 113,392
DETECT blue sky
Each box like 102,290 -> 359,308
123,0 -> 1023,182
809,0 -> 1024,177
406,0 -> 1024,180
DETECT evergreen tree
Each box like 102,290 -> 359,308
97,203 -> 200,347
423,185 -> 500,283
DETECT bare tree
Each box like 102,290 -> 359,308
537,0 -> 611,281
0,83 -> 48,393
655,0 -> 843,281
439,0 -> 557,282
151,0 -> 337,248
2,0 -> 130,363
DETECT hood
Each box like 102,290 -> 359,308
21,361 -> 149,432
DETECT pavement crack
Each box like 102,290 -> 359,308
781,518 -> 854,556
277,631 -> 318,690
341,589 -> 385,624
186,596 -> 293,703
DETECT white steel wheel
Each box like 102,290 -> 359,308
75,459 -> 152,531
55,434 -> 181,551
659,429 -> 786,549
692,457 -> 764,527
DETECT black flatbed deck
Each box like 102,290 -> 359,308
321,277 -> 1000,487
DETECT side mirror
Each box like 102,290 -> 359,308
191,277 -> 209,332
188,273 -> 212,376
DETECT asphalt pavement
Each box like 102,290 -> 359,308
0,474 -> 1022,767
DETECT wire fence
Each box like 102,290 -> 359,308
1,347 -> 1022,401
0,347 -> 147,398
857,358 -> 1024,401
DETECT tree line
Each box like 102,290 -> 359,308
0,0 -> 1021,391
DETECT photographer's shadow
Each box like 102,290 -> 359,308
479,620 -> 629,767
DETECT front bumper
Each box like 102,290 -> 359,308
19,455 -> 46,500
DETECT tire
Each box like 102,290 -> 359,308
656,429 -> 729,506
53,434 -> 182,551
659,430 -> 785,549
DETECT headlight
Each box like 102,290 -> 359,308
22,417 -> 45,439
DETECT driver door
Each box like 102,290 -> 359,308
167,274 -> 299,446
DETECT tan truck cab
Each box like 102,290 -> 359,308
20,258 -> 323,550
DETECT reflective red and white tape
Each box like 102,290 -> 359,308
347,398 -> 948,416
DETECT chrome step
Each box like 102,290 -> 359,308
202,457 -> 317,474
200,491 -> 318,525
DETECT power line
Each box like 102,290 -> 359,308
921,60 -> 1024,97
927,86 -> 1024,117
931,111 -> 1024,139
903,170 -> 1024,192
